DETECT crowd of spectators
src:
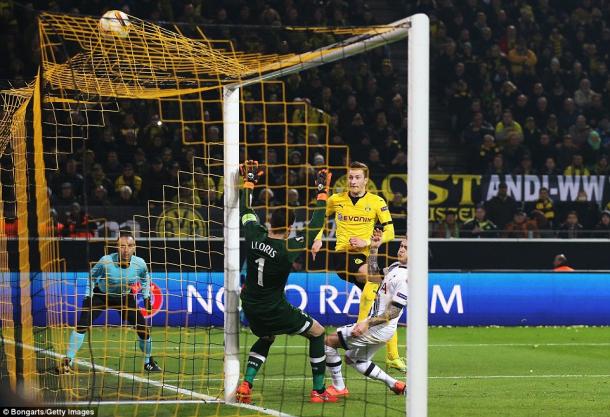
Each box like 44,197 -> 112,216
431,181 -> 610,238
3,1 -> 610,238
420,0 -> 610,236
430,2 -> 610,176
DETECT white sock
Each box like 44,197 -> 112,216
351,360 -> 397,388
325,345 -> 345,390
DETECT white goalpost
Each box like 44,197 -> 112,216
222,14 -> 430,416
223,85 -> 242,403
407,13 -> 430,417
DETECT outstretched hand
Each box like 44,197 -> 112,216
239,160 -> 264,189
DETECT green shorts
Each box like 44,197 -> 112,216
242,298 -> 313,337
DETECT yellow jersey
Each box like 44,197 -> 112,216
316,191 -> 395,256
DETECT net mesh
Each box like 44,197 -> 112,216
0,10 -> 409,417
0,85 -> 34,397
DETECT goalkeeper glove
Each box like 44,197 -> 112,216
315,168 -> 332,201
239,160 -> 264,189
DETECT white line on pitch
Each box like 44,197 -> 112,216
8,340 -> 297,417
199,342 -> 610,349
429,374 -> 610,379
429,342 -> 610,347
159,374 -> 610,384
61,400 -> 215,406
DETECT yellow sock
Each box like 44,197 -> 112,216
357,281 -> 379,321
357,282 -> 401,361
386,332 -> 399,361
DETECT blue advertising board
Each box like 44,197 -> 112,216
26,272 -> 610,326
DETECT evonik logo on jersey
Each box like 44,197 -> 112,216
337,213 -> 369,223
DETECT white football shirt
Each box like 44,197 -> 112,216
368,261 -> 408,336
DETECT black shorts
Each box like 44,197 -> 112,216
75,287 -> 147,334
331,252 -> 367,289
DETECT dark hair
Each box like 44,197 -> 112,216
118,230 -> 134,240
349,161 -> 369,178
269,208 -> 295,234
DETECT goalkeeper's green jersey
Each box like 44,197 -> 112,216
240,189 -> 325,305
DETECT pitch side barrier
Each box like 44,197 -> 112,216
23,270 -> 610,327
32,237 -> 610,271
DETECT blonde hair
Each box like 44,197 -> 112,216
349,161 -> 369,178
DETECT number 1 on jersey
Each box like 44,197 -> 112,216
255,257 -> 265,286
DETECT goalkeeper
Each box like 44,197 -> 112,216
236,160 -> 337,404
311,161 -> 405,372
57,230 -> 161,373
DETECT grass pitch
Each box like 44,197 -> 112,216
37,326 -> 610,417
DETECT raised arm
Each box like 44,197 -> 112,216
311,170 -> 335,260
239,160 -> 267,241
239,160 -> 263,215
305,169 -> 331,243
289,169 -> 331,256
366,228 -> 384,283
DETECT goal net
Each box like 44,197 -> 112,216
0,10 -> 428,417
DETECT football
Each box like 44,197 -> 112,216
99,10 -> 131,38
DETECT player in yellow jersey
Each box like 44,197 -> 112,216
311,161 -> 406,372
